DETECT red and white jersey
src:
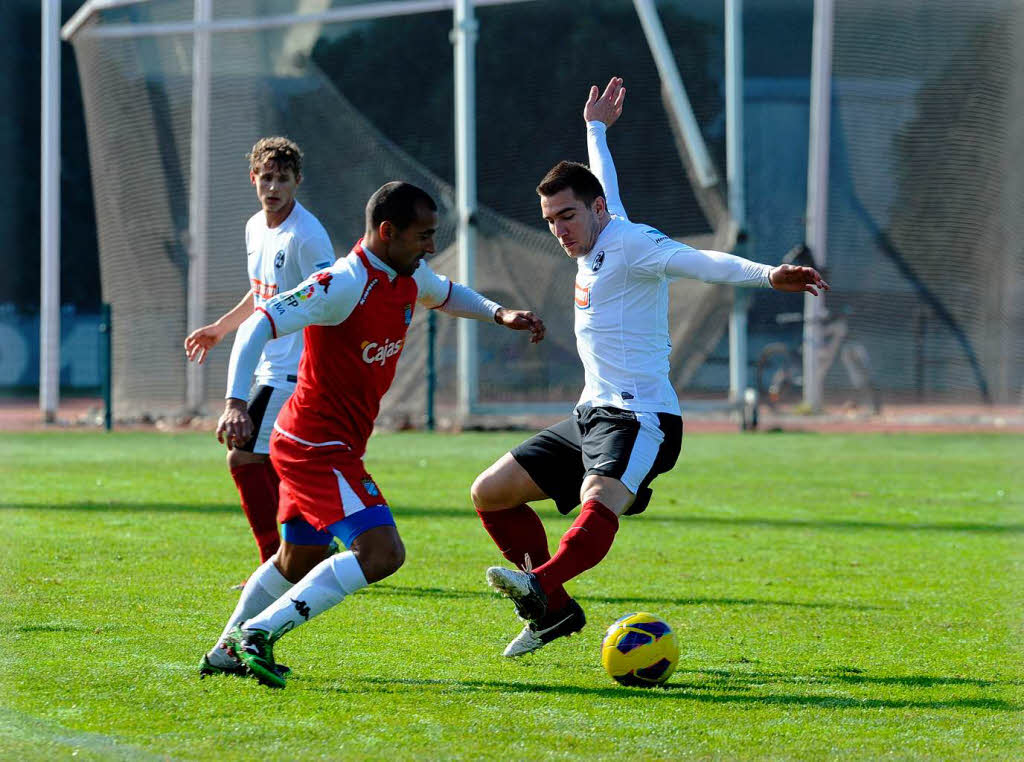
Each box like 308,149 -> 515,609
261,241 -> 452,454
245,200 -> 335,386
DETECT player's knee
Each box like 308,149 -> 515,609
275,551 -> 319,584
358,538 -> 405,583
580,475 -> 633,514
226,448 -> 266,469
471,465 -> 508,511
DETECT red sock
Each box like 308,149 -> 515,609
230,462 -> 281,562
533,499 -> 619,597
477,504 -> 570,609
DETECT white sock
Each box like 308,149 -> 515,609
208,556 -> 293,665
242,551 -> 369,638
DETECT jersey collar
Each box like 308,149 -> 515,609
359,242 -> 399,281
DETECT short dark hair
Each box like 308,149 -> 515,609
366,181 -> 437,231
536,161 -> 605,207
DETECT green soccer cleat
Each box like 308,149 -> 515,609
198,650 -> 292,680
224,626 -> 287,688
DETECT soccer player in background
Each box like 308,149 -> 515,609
472,77 -> 829,657
185,138 -> 336,578
199,181 -> 546,687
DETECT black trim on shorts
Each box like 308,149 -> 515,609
237,384 -> 275,453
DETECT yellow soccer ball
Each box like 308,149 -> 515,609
600,612 -> 679,687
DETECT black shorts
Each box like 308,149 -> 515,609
510,405 -> 682,516
238,381 -> 295,455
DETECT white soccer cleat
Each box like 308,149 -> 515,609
502,599 -> 587,657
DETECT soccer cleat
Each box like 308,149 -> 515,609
224,626 -> 286,688
198,651 -> 291,680
502,598 -> 587,657
198,652 -> 247,678
486,566 -> 548,622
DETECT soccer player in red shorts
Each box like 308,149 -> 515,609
199,182 -> 545,687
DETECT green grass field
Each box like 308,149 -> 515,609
2,430 -> 1021,760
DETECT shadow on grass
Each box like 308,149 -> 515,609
4,501 -> 1020,535
368,583 -> 883,610
680,668 -> 1024,689
336,676 -> 1020,711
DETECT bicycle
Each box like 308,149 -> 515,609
755,245 -> 882,415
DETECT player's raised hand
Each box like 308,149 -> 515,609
584,76 -> 626,128
184,323 -> 225,364
216,398 -> 253,450
495,308 -> 546,344
768,264 -> 831,296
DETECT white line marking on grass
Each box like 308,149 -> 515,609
0,708 -> 177,760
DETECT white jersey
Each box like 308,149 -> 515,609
245,200 -> 335,386
575,122 -> 773,415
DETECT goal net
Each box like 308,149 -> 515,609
823,0 -> 1024,404
65,0 -> 740,425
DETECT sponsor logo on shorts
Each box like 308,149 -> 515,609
592,251 -> 605,271
274,250 -> 286,268
361,338 -> 404,366
361,477 -> 380,497
574,280 -> 591,309
621,391 -> 635,400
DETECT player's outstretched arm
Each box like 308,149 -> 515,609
585,77 -> 627,220
494,308 -> 545,344
184,289 -> 255,364
583,76 -> 625,128
768,264 -> 830,296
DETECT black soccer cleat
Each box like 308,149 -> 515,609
503,599 -> 587,657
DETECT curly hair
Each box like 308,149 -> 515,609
247,136 -> 303,177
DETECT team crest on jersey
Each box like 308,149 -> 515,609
274,250 -> 286,268
403,303 -> 413,325
591,251 -> 605,272
361,477 -> 380,497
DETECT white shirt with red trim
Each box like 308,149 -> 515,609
245,200 -> 335,386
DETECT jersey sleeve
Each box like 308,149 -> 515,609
586,121 -> 628,221
412,261 -> 453,308
261,256 -> 365,336
296,231 -> 336,276
626,225 -> 772,286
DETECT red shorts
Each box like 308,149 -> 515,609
270,429 -> 388,532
